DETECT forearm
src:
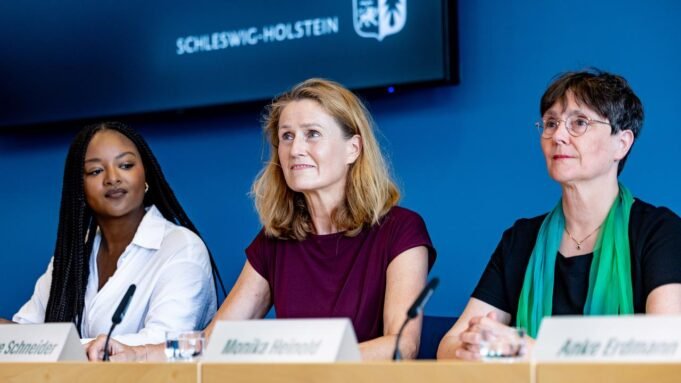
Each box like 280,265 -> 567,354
359,334 -> 418,361
0,318 -> 16,324
436,335 -> 464,360
133,343 -> 166,362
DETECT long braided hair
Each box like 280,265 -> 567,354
44,121 -> 226,332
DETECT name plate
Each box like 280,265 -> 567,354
535,315 -> 681,362
204,318 -> 360,362
0,323 -> 86,362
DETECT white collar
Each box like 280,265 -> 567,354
129,205 -> 167,250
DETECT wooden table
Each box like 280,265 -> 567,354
536,362 -> 681,383
0,362 -> 197,383
202,361 -> 531,383
5,360 -> 680,383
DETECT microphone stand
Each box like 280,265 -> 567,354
392,277 -> 439,361
392,319 -> 411,360
102,325 -> 116,362
103,284 -> 136,361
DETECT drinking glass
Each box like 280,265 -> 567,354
165,330 -> 204,362
478,327 -> 526,361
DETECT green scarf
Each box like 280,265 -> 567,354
516,184 -> 634,338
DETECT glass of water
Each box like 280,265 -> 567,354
478,327 -> 526,361
165,330 -> 204,362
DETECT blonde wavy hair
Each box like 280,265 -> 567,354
252,78 -> 400,240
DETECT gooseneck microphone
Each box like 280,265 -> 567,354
103,284 -> 136,361
392,277 -> 439,361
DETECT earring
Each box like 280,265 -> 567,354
144,182 -> 149,193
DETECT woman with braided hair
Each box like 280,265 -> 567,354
11,121 -> 223,346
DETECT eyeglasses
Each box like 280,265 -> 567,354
535,115 -> 611,138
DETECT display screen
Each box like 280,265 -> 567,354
0,0 -> 457,127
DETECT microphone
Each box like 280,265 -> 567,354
393,277 -> 439,361
103,284 -> 136,361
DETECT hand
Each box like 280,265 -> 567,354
456,312 -> 530,361
85,334 -> 141,362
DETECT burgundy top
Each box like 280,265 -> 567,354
246,206 -> 436,342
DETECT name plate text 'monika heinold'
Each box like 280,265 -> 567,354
0,323 -> 86,362
535,315 -> 681,362
203,318 -> 360,362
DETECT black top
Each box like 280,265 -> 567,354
472,199 -> 681,323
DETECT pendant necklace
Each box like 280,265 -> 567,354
564,225 -> 601,250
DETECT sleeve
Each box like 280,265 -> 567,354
471,227 -> 513,314
639,207 -> 681,298
387,209 -> 437,270
113,233 -> 217,346
12,258 -> 53,324
245,228 -> 270,281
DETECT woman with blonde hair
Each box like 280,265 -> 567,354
87,78 -> 436,361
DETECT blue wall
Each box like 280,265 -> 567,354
2,0 -> 681,320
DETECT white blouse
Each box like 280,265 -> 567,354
13,205 -> 217,345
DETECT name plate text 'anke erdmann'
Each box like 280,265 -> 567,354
535,315 -> 681,362
0,323 -> 86,362
203,318 -> 360,362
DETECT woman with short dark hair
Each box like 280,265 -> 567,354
438,69 -> 681,360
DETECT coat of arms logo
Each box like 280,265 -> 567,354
353,0 -> 407,41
